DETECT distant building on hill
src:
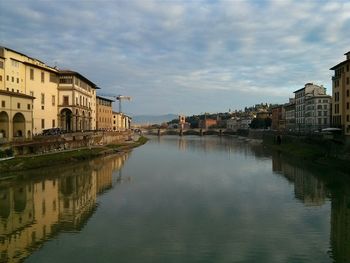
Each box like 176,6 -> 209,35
198,119 -> 217,129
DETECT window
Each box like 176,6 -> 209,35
347,90 -> 350,97
6,75 -> 9,81
49,73 -> 57,83
347,115 -> 350,122
52,95 -> 55,106
1,101 -> 5,107
52,119 -> 55,127
0,75 -> 2,81
17,103 -> 20,109
30,68 -> 34,80
11,76 -> 14,82
0,60 -> 3,68
41,93 -> 45,104
41,119 -> 45,129
27,104 -> 31,110
41,72 -> 45,83
347,77 -> 349,85
59,76 -> 73,84
347,103 -> 349,110
63,96 -> 69,105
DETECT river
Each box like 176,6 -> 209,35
0,136 -> 349,263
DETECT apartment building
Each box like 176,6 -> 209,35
284,98 -> 296,131
271,105 -> 285,131
330,52 -> 350,135
294,83 -> 327,131
58,70 -> 98,132
96,96 -> 113,130
0,46 -> 59,140
304,95 -> 332,131
112,111 -> 131,131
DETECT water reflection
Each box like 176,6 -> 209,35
0,153 -> 129,263
270,151 -> 350,263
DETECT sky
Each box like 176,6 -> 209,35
0,0 -> 349,116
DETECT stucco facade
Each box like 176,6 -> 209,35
96,96 -> 113,130
58,70 -> 98,132
294,83 -> 327,131
112,111 -> 131,131
330,52 -> 350,135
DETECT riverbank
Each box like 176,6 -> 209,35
265,141 -> 350,175
0,136 -> 148,175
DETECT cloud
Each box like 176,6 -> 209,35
0,0 -> 349,115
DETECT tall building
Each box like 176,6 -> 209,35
96,96 -> 113,130
284,98 -> 296,131
0,46 -> 59,140
58,70 -> 98,132
330,52 -> 350,135
304,95 -> 332,131
271,105 -> 285,131
294,83 -> 327,131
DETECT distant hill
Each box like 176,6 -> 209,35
132,114 -> 178,125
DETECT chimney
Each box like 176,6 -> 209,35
346,51 -> 350,60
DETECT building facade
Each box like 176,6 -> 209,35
304,95 -> 332,131
271,105 -> 285,131
294,83 -> 327,131
0,46 -> 59,140
284,99 -> 296,131
96,96 -> 113,130
112,111 -> 131,131
58,70 -> 97,132
330,51 -> 350,135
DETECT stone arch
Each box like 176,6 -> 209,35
0,111 -> 9,139
13,112 -> 25,137
60,108 -> 73,132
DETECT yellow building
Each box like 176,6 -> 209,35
0,47 -> 59,137
58,70 -> 98,132
112,111 -> 131,131
330,51 -> 350,135
96,96 -> 113,130
0,178 -> 59,263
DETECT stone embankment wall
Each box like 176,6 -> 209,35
262,132 -> 350,160
5,131 -> 132,155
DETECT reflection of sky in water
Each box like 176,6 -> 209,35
15,136 -> 344,263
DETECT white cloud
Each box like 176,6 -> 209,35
0,0 -> 349,114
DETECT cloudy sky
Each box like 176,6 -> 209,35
1,0 -> 349,115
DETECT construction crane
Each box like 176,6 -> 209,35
115,95 -> 131,113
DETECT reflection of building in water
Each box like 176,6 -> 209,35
178,138 -> 187,151
59,169 -> 97,232
91,153 -> 130,193
272,153 -> 326,206
330,187 -> 350,263
0,178 -> 59,263
0,154 -> 129,262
